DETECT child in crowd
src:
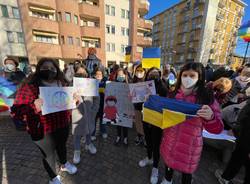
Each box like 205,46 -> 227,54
160,62 -> 223,184
72,63 -> 100,164
114,68 -> 129,146
92,67 -> 108,139
138,67 -> 168,184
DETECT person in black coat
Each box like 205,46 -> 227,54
215,98 -> 250,184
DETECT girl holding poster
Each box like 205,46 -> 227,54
72,63 -> 100,164
12,58 -> 77,184
114,68 -> 129,146
160,63 -> 223,184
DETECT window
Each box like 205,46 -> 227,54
35,35 -> 53,43
74,15 -> 78,24
106,43 -> 110,52
121,44 -> 126,53
121,9 -> 125,18
32,11 -> 50,19
106,25 -> 111,34
126,10 -> 130,19
76,37 -> 80,46
1,5 -> 9,17
57,12 -> 62,21
121,27 -> 125,36
111,6 -> 115,16
126,28 -> 129,36
68,36 -> 73,45
65,12 -> 71,22
111,25 -> 115,34
17,32 -> 24,43
61,36 -> 65,44
105,5 -> 110,15
7,31 -> 14,43
12,7 -> 20,19
112,43 -> 115,52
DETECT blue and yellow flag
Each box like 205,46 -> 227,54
142,48 -> 161,69
125,46 -> 132,63
143,95 -> 202,129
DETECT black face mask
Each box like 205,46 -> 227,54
39,69 -> 57,81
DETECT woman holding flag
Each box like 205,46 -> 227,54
160,62 -> 223,184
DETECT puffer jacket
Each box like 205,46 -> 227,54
160,89 -> 223,174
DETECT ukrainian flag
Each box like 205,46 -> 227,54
142,48 -> 161,69
125,46 -> 132,63
143,95 -> 202,129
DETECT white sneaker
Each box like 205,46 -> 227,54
49,175 -> 61,184
150,167 -> 159,184
73,150 -> 81,164
91,136 -> 97,141
61,162 -> 77,175
138,157 -> 153,167
85,143 -> 97,154
161,178 -> 173,184
215,169 -> 230,184
102,133 -> 108,139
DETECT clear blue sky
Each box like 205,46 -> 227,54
147,0 -> 250,57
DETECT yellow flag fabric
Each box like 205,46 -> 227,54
142,58 -> 161,69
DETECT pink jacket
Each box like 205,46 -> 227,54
160,90 -> 223,174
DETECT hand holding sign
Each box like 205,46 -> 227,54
34,98 -> 43,113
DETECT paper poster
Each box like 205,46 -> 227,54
103,82 -> 134,128
73,77 -> 99,96
202,130 -> 236,142
129,80 -> 156,103
39,87 -> 76,115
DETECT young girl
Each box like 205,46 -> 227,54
132,64 -> 146,146
138,67 -> 168,184
114,68 -> 129,146
160,62 -> 223,184
92,67 -> 108,139
12,58 -> 77,184
72,64 -> 100,164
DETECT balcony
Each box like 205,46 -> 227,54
179,16 -> 190,24
31,42 -> 62,58
238,10 -> 244,16
188,47 -> 197,53
79,1 -> 101,18
212,38 -> 217,43
214,27 -> 219,32
192,12 -> 204,19
30,17 -> 59,33
194,0 -> 205,7
138,0 -> 150,16
81,26 -> 101,38
216,14 -> 224,20
138,18 -> 153,31
137,35 -> 152,47
210,49 -> 215,54
180,6 -> 190,14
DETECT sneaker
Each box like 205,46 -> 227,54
124,137 -> 128,146
150,167 -> 159,184
85,143 -> 97,154
114,136 -> 121,146
102,133 -> 108,139
138,157 -> 153,168
73,150 -> 81,164
61,162 -> 77,175
161,178 -> 173,184
134,136 -> 140,145
91,136 -> 97,141
49,175 -> 61,184
215,169 -> 231,184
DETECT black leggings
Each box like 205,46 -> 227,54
34,127 -> 69,179
165,166 -> 192,184
117,126 -> 128,138
222,144 -> 250,184
143,122 -> 162,168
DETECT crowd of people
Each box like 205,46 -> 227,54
0,48 -> 250,184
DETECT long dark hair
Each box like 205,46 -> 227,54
175,62 -> 214,105
24,58 -> 68,86
133,64 -> 146,83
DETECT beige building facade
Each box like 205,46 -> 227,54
151,0 -> 246,66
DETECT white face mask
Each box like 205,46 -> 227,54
5,64 -> 16,72
136,72 -> 144,79
181,77 -> 198,89
246,87 -> 250,97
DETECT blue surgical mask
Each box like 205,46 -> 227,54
117,76 -> 125,82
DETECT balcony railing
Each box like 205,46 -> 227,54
216,14 -> 224,20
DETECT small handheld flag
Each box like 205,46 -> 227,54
142,48 -> 161,69
125,46 -> 132,63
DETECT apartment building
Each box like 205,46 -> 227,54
151,0 -> 247,66
0,0 -> 27,68
105,0 -> 153,67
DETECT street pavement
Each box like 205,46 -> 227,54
0,116 -> 244,184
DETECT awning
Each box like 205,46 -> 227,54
33,30 -> 58,37
29,6 -> 55,14
82,37 -> 99,41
